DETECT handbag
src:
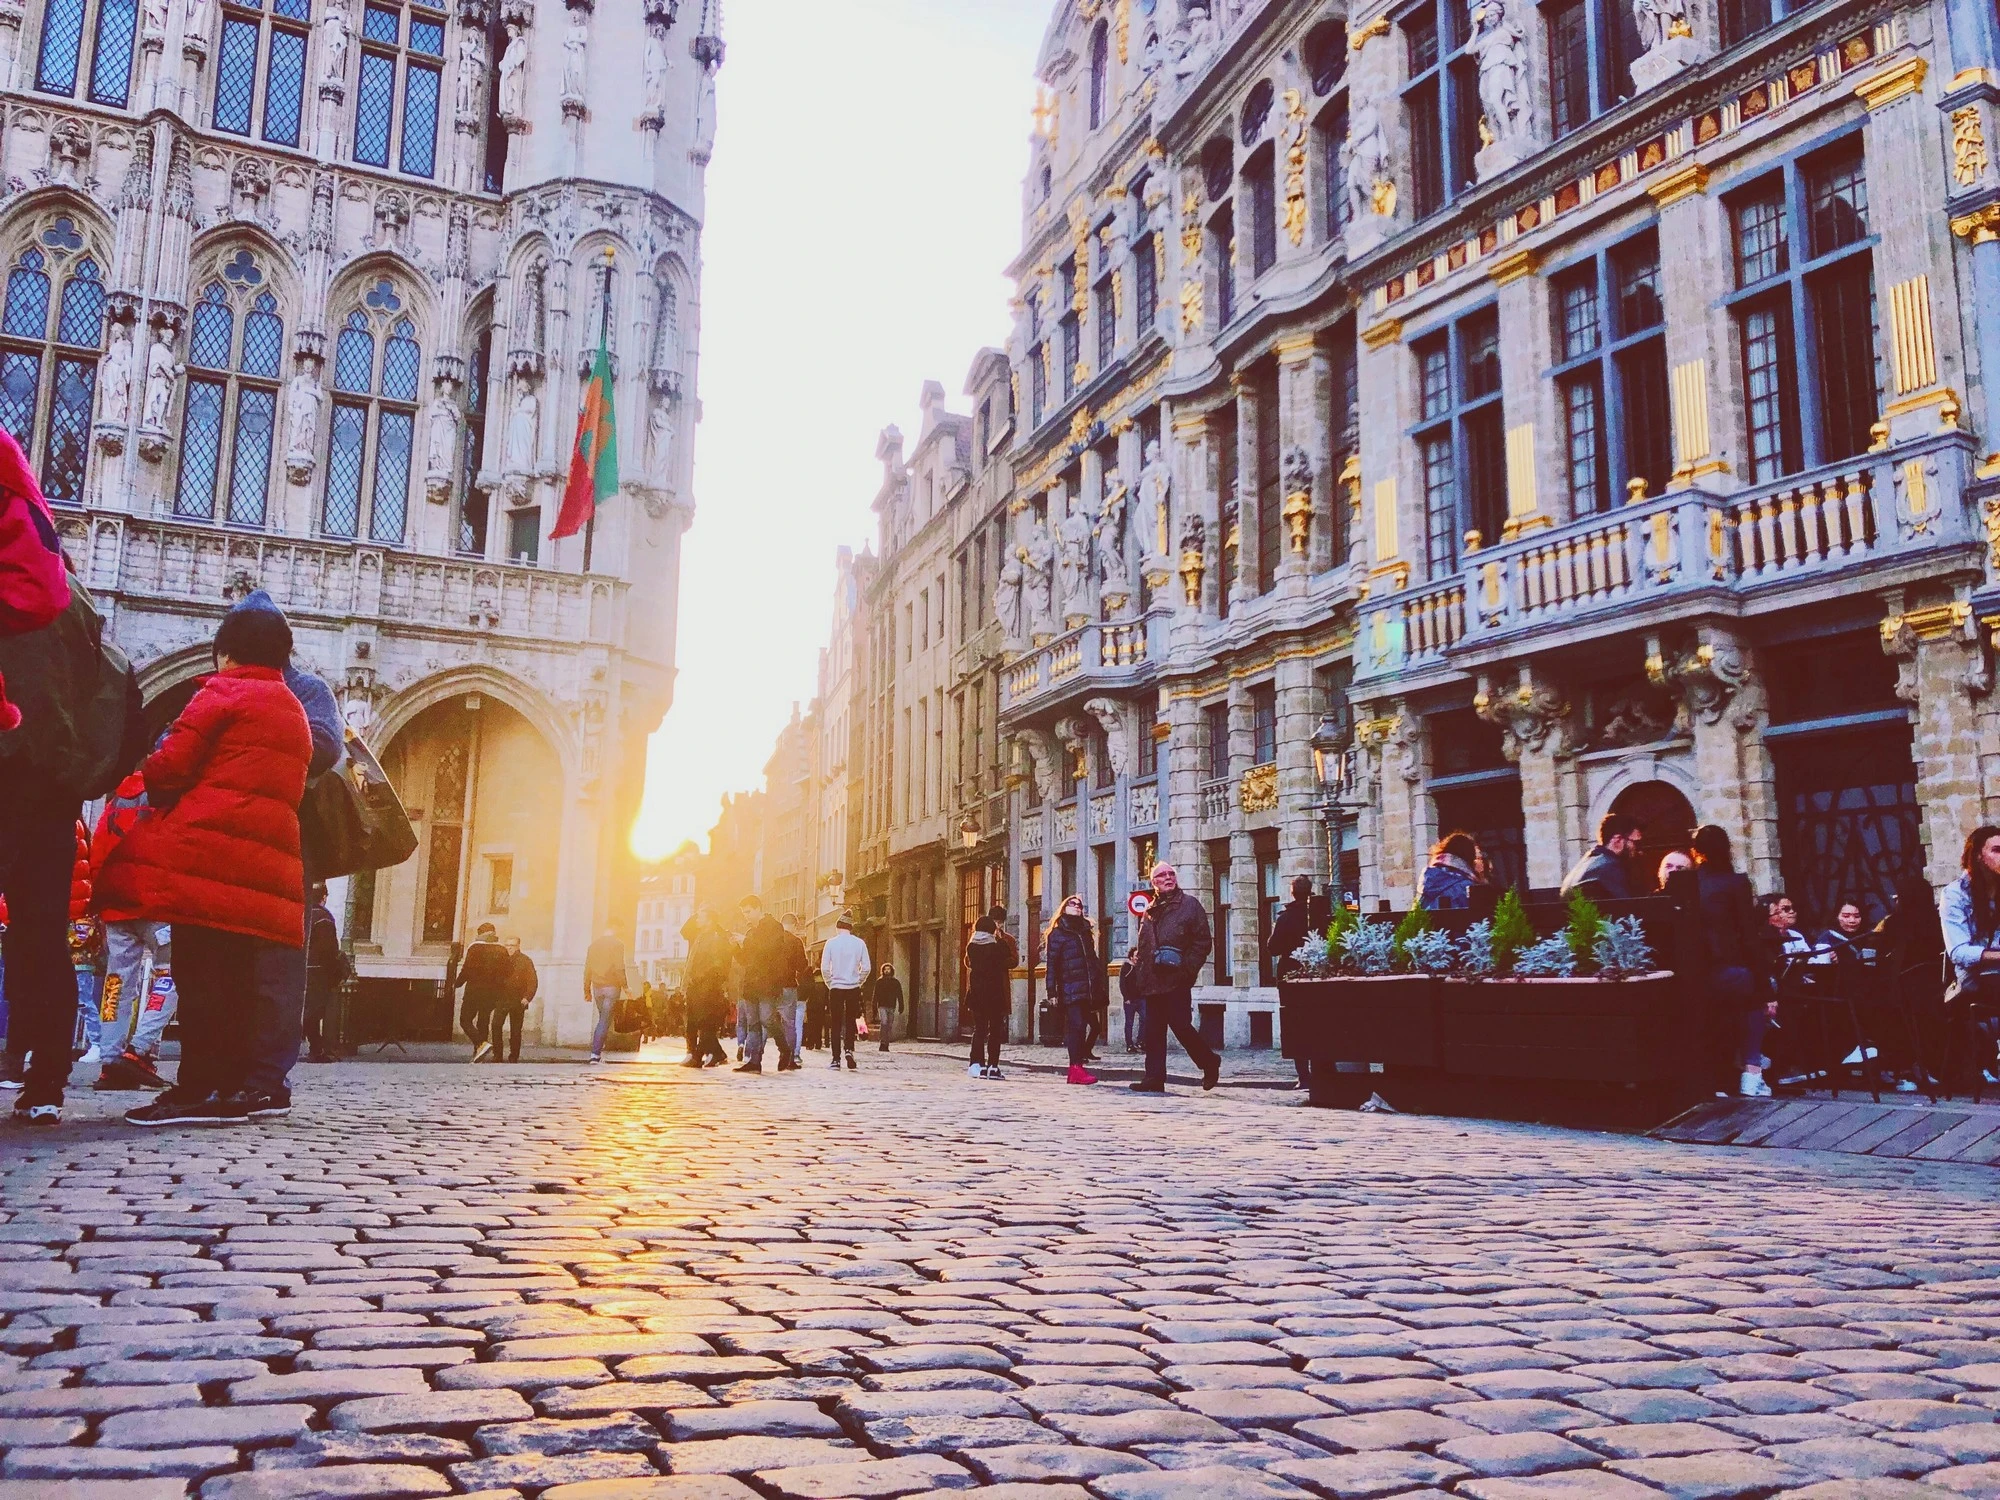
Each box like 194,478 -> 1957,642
300,727 -> 419,878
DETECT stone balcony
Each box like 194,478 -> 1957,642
1000,612 -> 1165,716
54,509 -> 628,646
1354,434 -> 1984,689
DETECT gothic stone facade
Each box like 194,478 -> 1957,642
995,0 -> 2000,1048
13,0 -> 718,1045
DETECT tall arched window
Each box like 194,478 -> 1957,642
36,0 -> 139,107
321,279 -> 420,544
0,218 -> 104,505
213,0 -> 311,147
353,1 -> 444,177
175,255 -> 284,526
1087,22 -> 1109,130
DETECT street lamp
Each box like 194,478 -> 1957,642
1309,713 -> 1348,905
958,815 -> 980,851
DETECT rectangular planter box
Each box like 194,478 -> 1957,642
1278,974 -> 1439,1068
1439,972 -> 1682,1084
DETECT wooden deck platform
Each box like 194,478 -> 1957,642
1651,1093 -> 2000,1166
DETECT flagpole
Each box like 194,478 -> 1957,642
583,248 -> 613,575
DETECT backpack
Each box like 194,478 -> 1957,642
612,994 -> 647,1034
76,596 -> 143,801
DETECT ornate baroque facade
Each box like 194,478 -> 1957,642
990,0 -> 2000,1047
15,0 -> 718,1043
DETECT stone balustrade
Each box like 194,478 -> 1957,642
1355,436 -> 1980,686
55,510 -> 627,645
1000,612 -> 1164,712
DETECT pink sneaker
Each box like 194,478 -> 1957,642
1066,1065 -> 1098,1085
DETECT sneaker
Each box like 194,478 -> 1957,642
1739,1070 -> 1772,1098
1895,1077 -> 1920,1093
846,1057 -> 857,1071
1358,1091 -> 1399,1113
0,1078 -> 22,1092
1067,1066 -> 1097,1085
967,1062 -> 983,1078
680,1055 -> 704,1068
10,1102 -> 59,1126
733,1061 -> 762,1074
242,1090 -> 291,1119
1129,1080 -> 1166,1093
471,1042 -> 492,1064
77,1045 -> 100,1066
1841,1045 -> 1879,1065
125,1091 -> 226,1128
588,1054 -> 602,1064
830,1057 -> 842,1069
1201,1060 -> 1220,1092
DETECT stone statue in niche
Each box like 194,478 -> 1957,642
1470,0 -> 1530,173
561,8 -> 588,101
994,549 -> 1025,645
641,23 -> 670,124
183,0 -> 209,43
646,391 -> 673,478
320,3 -> 348,84
505,375 -> 538,472
1095,472 -> 1131,598
1056,502 -> 1095,616
143,0 -> 170,37
1137,438 -> 1171,561
1342,93 -> 1395,222
497,22 -> 529,122
455,30 -> 484,124
1021,517 -> 1056,639
141,328 -> 182,432
97,321 -> 132,429
284,370 -> 320,482
1630,0 -> 1699,88
425,398 -> 458,497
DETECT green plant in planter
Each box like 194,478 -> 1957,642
1342,919 -> 1397,975
1402,926 -> 1459,974
1593,914 -> 1655,978
1458,918 -> 1496,977
1564,890 -> 1605,970
1513,933 -> 1578,977
1392,907 -> 1431,962
1326,903 -> 1359,956
1490,887 -> 1535,973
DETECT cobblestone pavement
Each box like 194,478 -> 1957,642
7,1054 -> 2000,1500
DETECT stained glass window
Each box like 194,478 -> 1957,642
213,11 -> 259,132
242,292 -> 282,378
381,319 -> 420,401
36,0 -> 86,95
0,352 -> 39,447
42,357 -> 93,503
322,401 -> 366,536
227,385 -> 275,525
176,377 -> 226,518
86,0 -> 138,106
370,408 -> 412,542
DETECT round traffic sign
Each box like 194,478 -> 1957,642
1127,889 -> 1153,919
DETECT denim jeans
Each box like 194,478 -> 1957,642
1124,997 -> 1143,1050
779,990 -> 803,1057
171,925 -> 290,1103
74,971 -> 102,1053
103,920 -> 173,1057
590,985 -> 620,1058
244,943 -> 307,1098
742,996 -> 789,1066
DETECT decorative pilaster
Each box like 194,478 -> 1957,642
1648,624 -> 1780,892
1474,666 -> 1573,889
1231,374 -> 1261,607
1882,589 -> 1985,888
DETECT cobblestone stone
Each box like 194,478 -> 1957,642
6,1058 -> 2000,1500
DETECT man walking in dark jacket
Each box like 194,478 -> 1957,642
302,884 -> 348,1063
1560,812 -> 1646,902
1267,875 -> 1317,1090
456,922 -> 512,1062
487,937 -> 535,1063
1127,862 -> 1220,1095
735,895 -> 793,1073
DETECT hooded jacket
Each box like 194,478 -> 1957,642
224,590 -> 341,780
95,665 -> 312,946
964,929 -> 1012,1009
1419,853 -> 1477,911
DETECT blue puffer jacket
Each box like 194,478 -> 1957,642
1418,857 -> 1475,911
1044,918 -> 1105,1008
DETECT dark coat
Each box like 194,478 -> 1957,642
1126,887 -> 1213,997
305,903 -> 348,996
1667,865 -> 1766,982
1044,917 -> 1106,1008
510,951 -> 539,1004
0,575 -> 108,795
457,938 -> 513,999
964,933 -> 1011,1011
1268,898 -> 1316,980
872,974 -> 904,1013
96,665 -> 311,947
739,913 -> 789,1000
1560,844 -> 1643,902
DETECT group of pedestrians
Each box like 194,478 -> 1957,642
1,496 -> 348,1126
451,923 -> 539,1063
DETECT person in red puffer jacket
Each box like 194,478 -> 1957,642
100,605 -> 310,1128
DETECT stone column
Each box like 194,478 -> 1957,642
1883,593 -> 1985,889
1277,337 -> 1330,578
1646,172 -> 1735,494
1172,410 -> 1217,617
1657,625 -> 1780,892
1165,686 -> 1205,878
1490,252 -> 1557,533
1226,680 -> 1257,985
1232,374 -> 1261,609
1275,654 -> 1321,880
1857,57 -> 1967,448
1357,318 -> 1416,590
1358,702 -> 1423,910
1476,665 -> 1572,889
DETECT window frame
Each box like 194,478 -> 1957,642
1398,0 -> 1479,220
0,219 -> 106,508
174,265 -> 287,528
1409,301 -> 1506,578
212,0 -> 311,147
36,0 -> 141,108
1540,0 -> 1640,141
1546,227 -> 1669,514
1721,131 -> 1880,484
318,281 -> 423,546
351,0 -> 445,179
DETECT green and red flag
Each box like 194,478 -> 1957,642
550,332 -> 619,540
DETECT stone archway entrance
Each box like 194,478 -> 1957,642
1610,780 -> 1697,872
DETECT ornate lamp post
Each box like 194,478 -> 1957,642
1309,712 -> 1350,904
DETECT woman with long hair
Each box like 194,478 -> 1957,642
1681,824 -> 1772,1096
962,915 -> 1012,1080
1940,826 -> 2000,1081
1418,832 -> 1480,911
1043,893 -> 1106,1085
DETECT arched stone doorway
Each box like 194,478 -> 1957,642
1610,779 -> 1697,874
350,692 -> 564,1042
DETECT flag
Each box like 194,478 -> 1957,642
550,334 -> 619,540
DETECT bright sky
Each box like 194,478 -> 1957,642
630,0 -> 1051,859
